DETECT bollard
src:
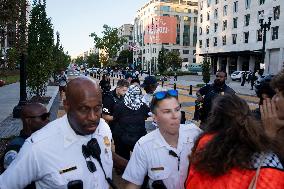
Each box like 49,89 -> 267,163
189,85 -> 192,95
113,79 -> 115,86
119,75 -> 122,79
174,83 -> 176,90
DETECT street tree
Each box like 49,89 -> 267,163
165,51 -> 182,71
86,53 -> 100,68
90,25 -> 127,63
74,56 -> 84,66
6,47 -> 18,70
202,58 -> 210,84
157,45 -> 167,73
27,0 -> 54,96
117,49 -> 133,67
53,32 -> 70,75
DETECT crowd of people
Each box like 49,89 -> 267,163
0,68 -> 283,189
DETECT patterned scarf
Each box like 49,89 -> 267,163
124,85 -> 143,110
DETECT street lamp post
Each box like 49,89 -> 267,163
259,12 -> 272,68
13,0 -> 27,118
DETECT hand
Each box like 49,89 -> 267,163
260,99 -> 284,139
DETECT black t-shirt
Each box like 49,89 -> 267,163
99,79 -> 111,94
102,89 -> 124,130
199,84 -> 235,122
113,102 -> 150,146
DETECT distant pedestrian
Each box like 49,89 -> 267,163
174,72 -> 177,81
249,72 -> 257,90
241,72 -> 247,86
58,70 -> 68,100
99,74 -> 111,95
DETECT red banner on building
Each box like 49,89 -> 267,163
144,16 -> 177,44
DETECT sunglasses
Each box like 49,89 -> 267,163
154,90 -> 178,100
82,145 -> 97,173
26,112 -> 50,121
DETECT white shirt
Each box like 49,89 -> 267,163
122,124 -> 202,189
0,115 -> 113,189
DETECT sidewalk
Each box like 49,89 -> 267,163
0,83 -> 59,138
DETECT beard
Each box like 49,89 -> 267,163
214,79 -> 225,87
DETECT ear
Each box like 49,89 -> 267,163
63,99 -> 70,112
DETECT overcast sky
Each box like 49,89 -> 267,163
45,0 -> 149,57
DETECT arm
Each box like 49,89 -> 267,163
102,114 -> 113,123
112,152 -> 128,172
125,182 -> 140,189
102,96 -> 114,122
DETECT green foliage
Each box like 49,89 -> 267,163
202,58 -> 211,84
27,0 -> 54,96
53,33 -> 71,74
117,49 -> 133,67
74,56 -> 84,66
165,51 -> 182,71
90,25 -> 127,61
157,45 -> 167,73
6,47 -> 18,69
86,53 -> 100,68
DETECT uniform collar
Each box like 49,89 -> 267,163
153,126 -> 194,152
62,115 -> 106,148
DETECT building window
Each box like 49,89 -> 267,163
273,6 -> 280,20
232,34 -> 237,44
245,0 -> 251,9
259,0 -> 265,5
214,9 -> 218,19
160,6 -> 170,12
258,10 -> 264,21
206,25 -> 210,34
193,50 -> 196,55
257,30 -> 262,41
223,20 -> 227,31
207,12 -> 210,20
199,27 -> 203,35
272,26 -> 279,40
200,1 -> 203,10
199,40 -> 202,48
207,0 -> 211,7
215,0 -> 219,4
214,23 -> 218,32
200,14 -> 203,23
222,35 -> 226,45
233,17 -> 238,28
183,58 -> 189,62
183,50 -> 190,54
223,5 -> 228,16
213,37 -> 217,46
244,32 -> 249,43
206,38 -> 210,47
193,58 -> 196,63
233,1 -> 238,13
244,14 -> 250,26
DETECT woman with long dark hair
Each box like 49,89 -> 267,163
186,94 -> 284,189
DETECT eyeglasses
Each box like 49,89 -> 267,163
82,145 -> 96,173
25,112 -> 50,121
154,90 -> 178,100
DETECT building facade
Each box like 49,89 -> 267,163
117,24 -> 134,56
133,0 -> 198,73
196,0 -> 284,75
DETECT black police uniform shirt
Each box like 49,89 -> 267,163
102,89 -> 124,130
99,79 -> 111,94
199,83 -> 235,122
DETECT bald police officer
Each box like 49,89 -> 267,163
0,77 -> 113,189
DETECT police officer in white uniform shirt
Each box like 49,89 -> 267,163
0,77 -> 113,189
123,90 -> 202,189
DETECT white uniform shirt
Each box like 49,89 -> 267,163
0,115 -> 113,189
123,124 -> 202,189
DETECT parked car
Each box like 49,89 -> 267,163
230,71 -> 250,81
254,74 -> 274,96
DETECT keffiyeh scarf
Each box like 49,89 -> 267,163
124,85 -> 143,110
